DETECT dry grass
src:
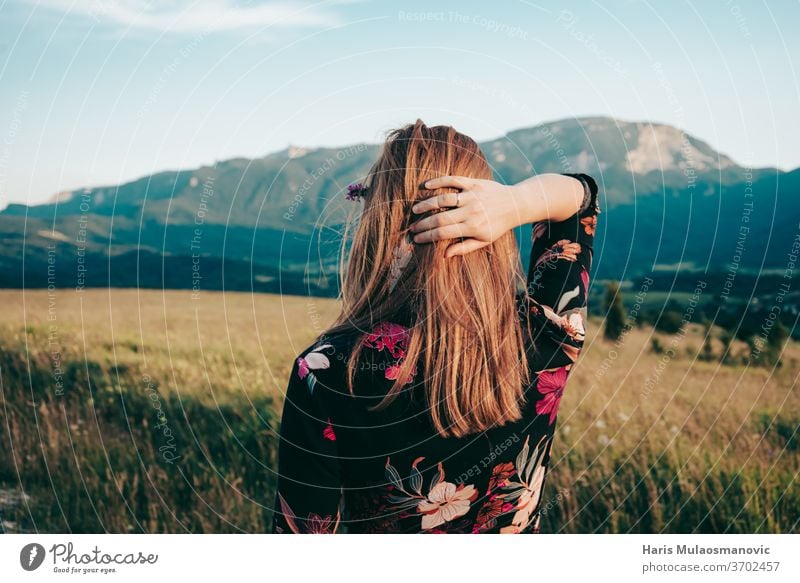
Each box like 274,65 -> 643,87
0,289 -> 797,533
550,321 -> 799,532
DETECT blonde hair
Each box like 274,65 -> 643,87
325,119 -> 531,438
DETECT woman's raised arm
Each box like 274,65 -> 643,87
409,173 -> 586,257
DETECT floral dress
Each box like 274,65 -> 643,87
272,173 -> 599,534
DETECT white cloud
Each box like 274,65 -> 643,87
28,0 -> 347,34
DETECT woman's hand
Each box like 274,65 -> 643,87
409,173 -> 584,258
409,176 -> 518,258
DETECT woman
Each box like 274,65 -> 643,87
272,119 -> 599,534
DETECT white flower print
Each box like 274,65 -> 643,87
384,457 -> 478,532
297,343 -> 333,394
417,481 -> 478,530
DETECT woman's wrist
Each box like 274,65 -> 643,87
509,173 -> 585,226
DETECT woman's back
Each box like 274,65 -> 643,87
272,173 -> 599,534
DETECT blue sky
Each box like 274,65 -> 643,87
0,0 -> 797,206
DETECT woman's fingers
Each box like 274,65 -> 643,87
412,175 -> 475,214
412,223 -> 470,244
411,190 -> 464,214
409,207 -> 468,233
424,176 -> 472,191
406,176 -> 507,257
445,239 -> 489,258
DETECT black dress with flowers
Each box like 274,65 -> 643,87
272,173 -> 599,534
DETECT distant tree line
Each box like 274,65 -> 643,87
599,281 -> 790,368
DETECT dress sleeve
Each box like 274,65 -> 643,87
522,173 -> 599,371
272,345 -> 343,534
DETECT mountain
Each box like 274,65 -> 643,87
1,117 -> 797,304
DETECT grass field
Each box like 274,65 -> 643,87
0,288 -> 797,533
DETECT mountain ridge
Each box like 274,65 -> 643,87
1,116 -> 797,296
5,116 -> 787,214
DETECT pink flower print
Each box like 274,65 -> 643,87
297,357 -> 309,380
536,366 -> 569,424
323,418 -> 337,441
365,323 -> 416,385
385,363 -> 417,386
580,267 -> 589,294
364,322 -> 410,359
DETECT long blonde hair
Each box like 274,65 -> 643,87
325,119 -> 531,438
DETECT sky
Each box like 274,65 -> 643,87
0,0 -> 798,207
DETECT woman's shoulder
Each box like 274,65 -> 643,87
294,319 -> 411,370
298,320 -> 410,380
294,320 -> 416,393
293,330 -> 354,382
299,320 -> 413,358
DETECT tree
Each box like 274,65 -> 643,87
655,310 -> 684,334
603,281 -> 626,341
719,329 -> 735,366
768,319 -> 789,367
651,337 -> 664,354
700,318 -> 715,362
754,319 -> 789,368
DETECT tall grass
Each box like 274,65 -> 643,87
0,289 -> 797,533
